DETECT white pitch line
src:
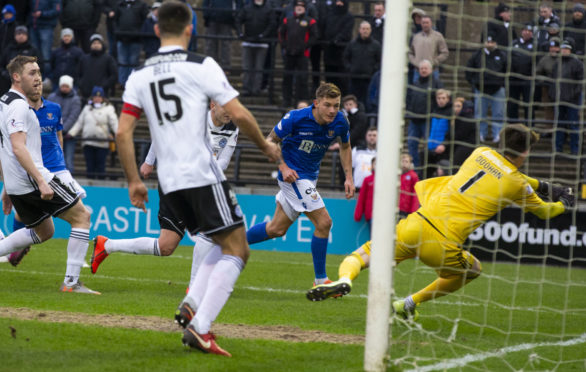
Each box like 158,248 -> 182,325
407,333 -> 586,372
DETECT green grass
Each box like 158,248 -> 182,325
1,239 -> 586,371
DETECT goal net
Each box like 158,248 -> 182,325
368,0 -> 586,370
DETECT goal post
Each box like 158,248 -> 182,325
363,0 -> 410,370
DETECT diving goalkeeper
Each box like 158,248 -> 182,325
306,124 -> 575,320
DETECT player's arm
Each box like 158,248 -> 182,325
339,140 -> 355,199
10,132 -> 53,200
518,183 -> 573,219
216,141 -> 236,171
267,128 -> 299,182
57,130 -> 63,148
117,106 -> 148,211
0,163 -> 10,214
140,143 -> 156,179
222,98 -> 279,163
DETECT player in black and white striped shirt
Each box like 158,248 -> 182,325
109,1 -> 279,357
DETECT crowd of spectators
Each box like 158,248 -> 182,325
0,0 -> 583,187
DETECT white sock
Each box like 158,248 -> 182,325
190,254 -> 244,334
185,245 -> 222,310
0,228 -> 40,256
189,234 -> 216,288
104,237 -> 159,256
65,228 -> 89,285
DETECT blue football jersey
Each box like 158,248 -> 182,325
274,105 -> 350,181
35,98 -> 67,173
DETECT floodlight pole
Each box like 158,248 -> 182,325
363,0 -> 410,370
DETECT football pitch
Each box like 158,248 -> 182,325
1,239 -> 585,371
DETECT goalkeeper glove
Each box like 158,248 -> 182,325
536,181 -> 568,202
558,188 -> 575,210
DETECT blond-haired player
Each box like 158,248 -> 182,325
307,124 -> 574,321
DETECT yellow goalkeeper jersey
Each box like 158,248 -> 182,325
415,146 -> 565,244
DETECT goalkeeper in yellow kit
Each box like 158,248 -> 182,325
306,124 -> 575,320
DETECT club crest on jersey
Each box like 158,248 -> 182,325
46,113 -> 53,120
327,130 -> 335,138
219,138 -> 227,148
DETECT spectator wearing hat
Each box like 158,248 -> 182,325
0,4 -> 16,50
535,2 -> 561,48
466,34 -> 507,143
114,0 -> 148,86
0,0 -> 29,25
235,0 -> 276,96
48,75 -> 82,172
549,40 -> 583,156
408,15 -> 449,83
343,20 -> 381,105
509,22 -> 537,122
278,0 -> 317,107
538,21 -> 561,54
68,86 -> 118,179
28,0 -> 61,76
78,33 -> 117,99
50,28 -> 83,89
482,2 -> 517,49
535,36 -> 561,124
141,2 -> 161,58
323,0 -> 354,95
563,3 -> 585,56
0,26 -> 41,94
60,0 -> 98,52
203,0 -> 243,71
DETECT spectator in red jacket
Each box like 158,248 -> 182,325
399,153 -> 419,218
354,157 -> 375,225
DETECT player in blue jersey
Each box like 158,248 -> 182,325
246,82 -> 355,287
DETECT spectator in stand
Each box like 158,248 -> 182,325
0,26 -> 41,94
366,69 -> 380,114
78,33 -> 117,99
466,34 -> 507,143
343,21 -> 381,106
323,0 -> 353,94
342,94 -> 369,148
28,0 -> 60,76
141,2 -> 161,59
178,0 -> 198,52
203,0 -> 242,71
278,0 -> 316,107
68,86 -> 118,179
235,0 -> 276,96
47,75 -> 82,172
408,15 -> 449,83
0,4 -> 16,50
451,97 -> 477,169
309,0 -> 329,93
398,153 -> 419,219
103,0 -> 118,58
0,0 -> 29,25
369,2 -> 385,44
352,126 -> 376,191
114,0 -> 148,86
425,88 -> 452,179
535,2 -> 560,49
405,59 -> 443,171
354,156 -> 375,226
538,22 -> 561,54
481,2 -> 516,49
408,7 -> 426,84
60,0 -> 97,52
50,28 -> 83,89
550,40 -> 583,156
564,3 -> 585,56
296,99 -> 310,109
535,37 -> 560,125
509,23 -> 536,123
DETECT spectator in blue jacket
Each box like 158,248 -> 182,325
28,0 -> 61,76
0,4 -> 16,50
425,88 -> 452,179
50,28 -> 83,89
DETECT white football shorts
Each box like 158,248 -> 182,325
276,179 -> 325,221
54,170 -> 87,199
